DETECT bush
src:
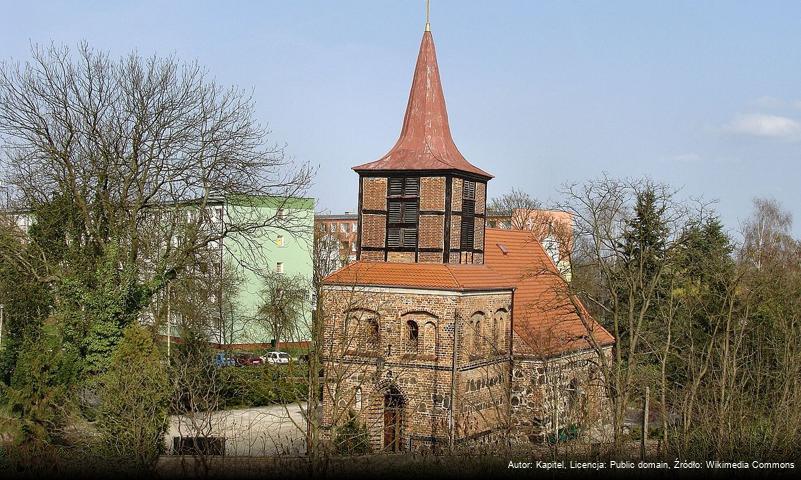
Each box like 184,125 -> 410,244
333,410 -> 371,455
96,323 -> 169,471
5,322 -> 81,443
218,363 -> 308,408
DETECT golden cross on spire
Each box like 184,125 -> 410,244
425,0 -> 431,32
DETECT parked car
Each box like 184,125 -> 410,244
213,352 -> 236,368
261,351 -> 291,365
232,353 -> 264,367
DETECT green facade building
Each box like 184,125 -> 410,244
209,195 -> 315,345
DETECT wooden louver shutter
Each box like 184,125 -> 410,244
388,178 -> 404,196
387,227 -> 401,247
404,178 -> 420,197
463,181 -> 476,200
402,202 -> 418,223
401,228 -> 417,248
388,201 -> 402,223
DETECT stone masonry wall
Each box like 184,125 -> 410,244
509,347 -> 612,444
320,285 -> 514,451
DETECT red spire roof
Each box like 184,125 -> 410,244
353,31 -> 492,179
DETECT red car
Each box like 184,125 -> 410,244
232,353 -> 263,366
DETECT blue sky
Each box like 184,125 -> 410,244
2,1 -> 800,237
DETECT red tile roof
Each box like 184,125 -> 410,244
352,31 -> 492,179
324,261 -> 514,292
484,228 -> 615,356
323,229 -> 614,357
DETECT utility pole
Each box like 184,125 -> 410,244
641,386 -> 650,460
166,283 -> 171,366
0,304 -> 5,349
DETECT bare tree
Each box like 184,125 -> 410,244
0,41 -> 312,307
487,188 -> 542,230
554,174 -> 695,451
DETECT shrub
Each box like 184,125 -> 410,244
5,321 -> 80,443
96,323 -> 169,471
218,364 -> 308,408
333,410 -> 371,455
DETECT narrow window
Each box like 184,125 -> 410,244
406,320 -> 419,354
277,208 -> 286,220
276,235 -> 285,247
276,262 -> 284,274
366,319 -> 380,350
355,387 -> 362,410
387,177 -> 420,248
460,180 -> 477,250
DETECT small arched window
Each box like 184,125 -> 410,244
366,319 -> 380,350
406,320 -> 419,354
422,321 -> 437,356
468,312 -> 485,356
355,387 -> 363,410
493,309 -> 509,353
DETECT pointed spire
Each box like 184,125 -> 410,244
425,0 -> 431,32
353,28 -> 492,179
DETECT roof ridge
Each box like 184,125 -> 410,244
443,263 -> 464,289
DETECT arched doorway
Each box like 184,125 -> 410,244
383,387 -> 404,452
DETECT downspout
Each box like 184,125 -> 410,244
449,310 -> 460,450
507,288 -> 515,446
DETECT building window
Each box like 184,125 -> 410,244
422,322 -> 437,357
460,180 -> 477,250
277,208 -> 285,220
366,319 -> 380,351
276,262 -> 284,274
387,177 -> 419,248
355,387 -> 362,410
406,320 -> 419,354
276,235 -> 285,247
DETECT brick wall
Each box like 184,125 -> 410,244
420,177 -> 446,211
419,214 -> 444,249
386,251 -> 415,263
451,178 -> 463,212
320,285 -> 514,451
362,177 -> 387,210
476,181 -> 486,214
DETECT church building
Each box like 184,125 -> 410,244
319,18 -> 614,452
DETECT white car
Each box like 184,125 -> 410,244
261,351 -> 291,365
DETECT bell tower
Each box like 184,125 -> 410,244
354,25 -> 492,265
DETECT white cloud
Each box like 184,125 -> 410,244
724,113 -> 801,140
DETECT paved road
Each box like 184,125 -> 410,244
166,402 -> 308,457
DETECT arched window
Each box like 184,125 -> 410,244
469,312 -> 485,355
345,316 -> 359,350
355,387 -> 363,410
422,322 -> 437,357
366,319 -> 380,351
493,308 -> 509,353
406,320 -> 419,354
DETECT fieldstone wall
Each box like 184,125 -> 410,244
509,347 -> 612,444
